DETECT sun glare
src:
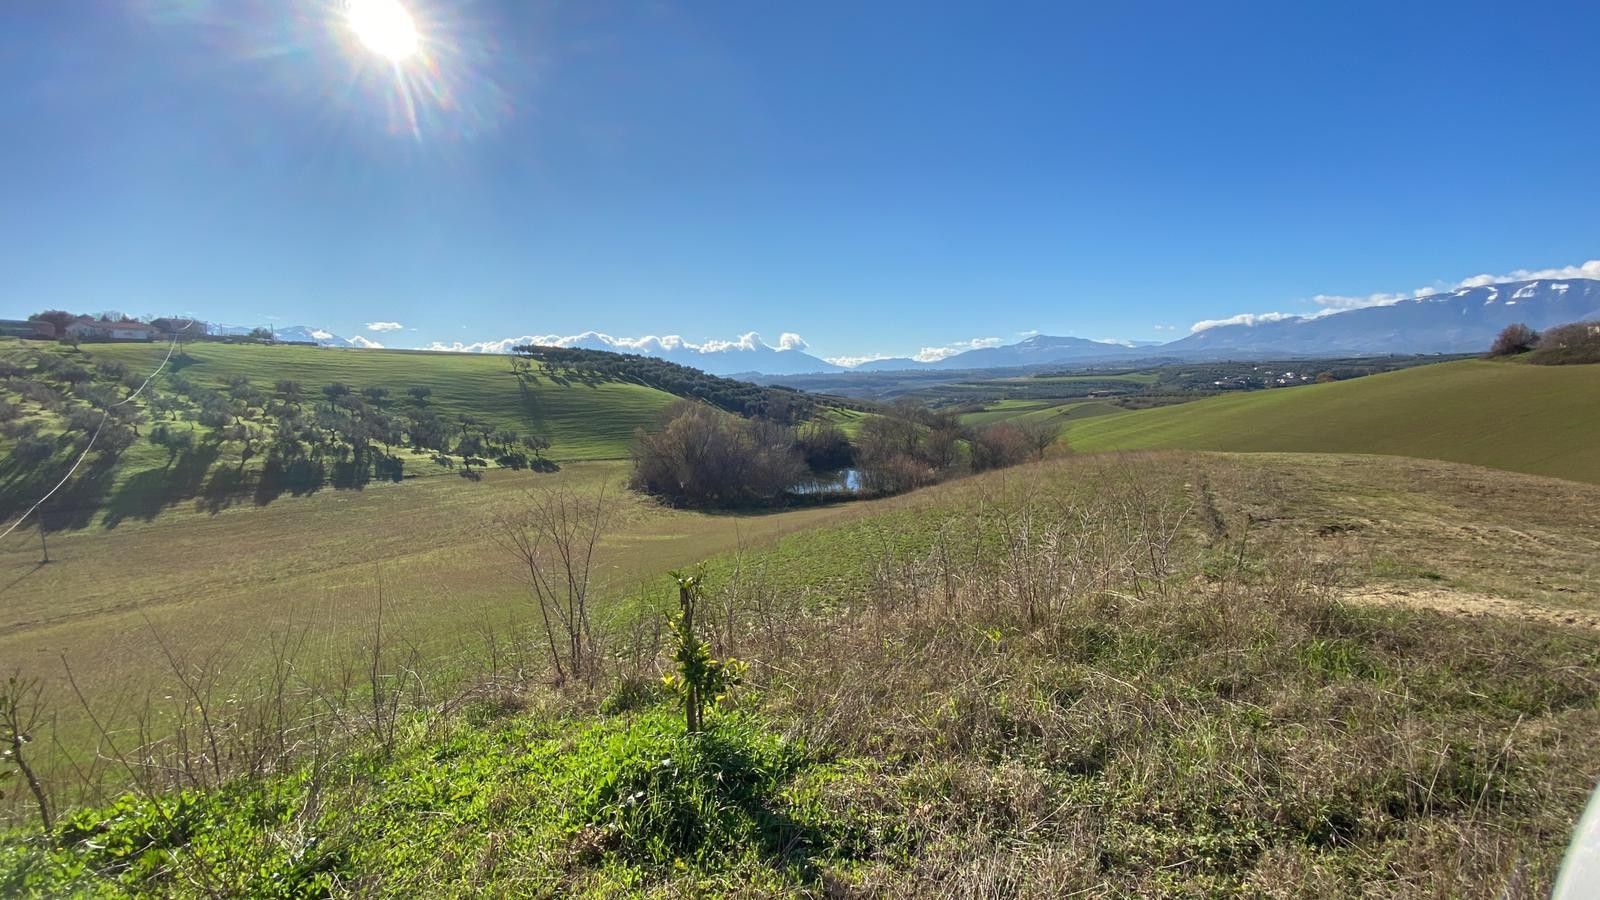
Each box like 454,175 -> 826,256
347,0 -> 419,62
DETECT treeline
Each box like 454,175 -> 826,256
630,399 -> 1058,508
511,344 -> 867,423
1489,320 -> 1600,365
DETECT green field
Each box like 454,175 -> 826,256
5,451 -> 1598,895
78,341 -> 679,461
958,397 -> 1122,429
1065,358 -> 1600,484
0,340 -> 693,531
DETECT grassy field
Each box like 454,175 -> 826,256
4,451 -> 1598,895
0,340 -> 688,532
958,397 -> 1122,429
1065,358 -> 1600,484
77,341 -> 679,461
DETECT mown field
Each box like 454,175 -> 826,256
3,451 -> 1598,896
1064,358 -> 1600,484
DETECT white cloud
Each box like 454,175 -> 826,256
1189,312 -> 1296,333
365,321 -> 404,332
309,329 -> 334,340
1017,329 -> 1040,338
1153,324 -> 1178,332
697,332 -> 766,353
346,335 -> 384,349
825,354 -> 892,368
1189,258 -> 1600,333
913,337 -> 1002,363
420,330 -> 814,357
1451,259 -> 1600,287
422,334 -> 560,352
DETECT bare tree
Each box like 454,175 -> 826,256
1487,322 -> 1538,357
1019,419 -> 1062,460
492,485 -> 614,684
1,672 -> 53,830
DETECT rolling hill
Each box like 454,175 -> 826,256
0,340 -> 684,529
1064,358 -> 1600,483
80,341 -> 679,461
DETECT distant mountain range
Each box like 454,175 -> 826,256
243,277 -> 1600,377
212,324 -> 380,348
853,335 -> 1139,372
848,278 -> 1600,372
549,332 -> 842,377
1161,279 -> 1600,358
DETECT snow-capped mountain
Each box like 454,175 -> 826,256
853,335 -> 1139,372
430,331 -> 844,376
211,324 -> 378,348
558,333 -> 842,376
1162,279 -> 1600,357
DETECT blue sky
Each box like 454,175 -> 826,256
4,0 -> 1599,362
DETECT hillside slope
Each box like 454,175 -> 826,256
81,342 -> 679,461
1065,359 -> 1600,483
5,452 -> 1598,896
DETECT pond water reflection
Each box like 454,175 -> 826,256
789,467 -> 863,496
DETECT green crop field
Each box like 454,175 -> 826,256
958,397 -> 1122,429
1065,358 -> 1600,484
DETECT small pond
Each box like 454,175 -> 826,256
788,467 -> 864,496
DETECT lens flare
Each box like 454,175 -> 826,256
347,0 -> 418,62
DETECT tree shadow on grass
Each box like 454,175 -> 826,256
101,443 -> 221,528
0,447 -> 117,532
253,456 -> 326,507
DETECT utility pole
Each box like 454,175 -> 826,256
38,516 -> 48,564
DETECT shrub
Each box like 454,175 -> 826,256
555,709 -> 808,866
970,422 -> 1032,471
1529,320 -> 1600,365
793,420 -> 853,470
1487,322 -> 1538,357
631,401 -> 807,507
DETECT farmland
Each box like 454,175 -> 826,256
1065,358 -> 1600,484
4,342 -> 1600,896
4,450 -> 1598,895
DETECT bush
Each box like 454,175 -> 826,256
555,709 -> 808,866
631,401 -> 807,507
1529,320 -> 1600,365
1487,322 -> 1538,357
794,420 -> 853,470
970,422 -> 1032,471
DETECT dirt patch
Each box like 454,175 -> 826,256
1342,583 -> 1600,631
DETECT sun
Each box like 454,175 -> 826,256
347,0 -> 419,62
